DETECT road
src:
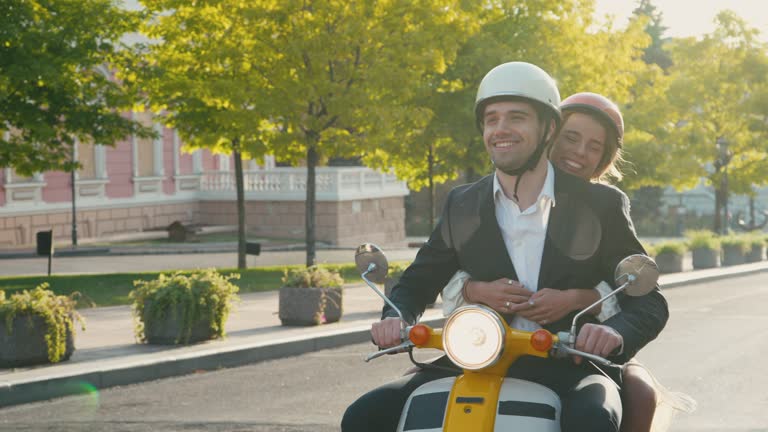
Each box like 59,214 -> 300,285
2,272 -> 768,431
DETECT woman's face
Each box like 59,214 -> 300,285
550,112 -> 607,180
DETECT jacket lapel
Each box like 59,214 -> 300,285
538,167 -> 602,289
539,168 -> 576,289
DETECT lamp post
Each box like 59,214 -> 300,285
716,137 -> 732,235
676,194 -> 687,236
71,149 -> 78,248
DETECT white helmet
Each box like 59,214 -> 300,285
475,62 -> 561,129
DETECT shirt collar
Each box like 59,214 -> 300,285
493,161 -> 557,208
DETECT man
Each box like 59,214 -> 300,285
342,62 -> 669,432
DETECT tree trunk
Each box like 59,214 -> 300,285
713,185 -> 723,235
427,143 -> 435,233
305,141 -> 318,267
233,144 -> 246,270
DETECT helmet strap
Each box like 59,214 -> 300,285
509,127 -> 551,202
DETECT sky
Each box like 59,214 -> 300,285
593,0 -> 768,41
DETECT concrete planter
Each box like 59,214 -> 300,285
692,247 -> 720,269
143,302 -> 216,345
0,314 -> 74,368
721,245 -> 747,267
746,245 -> 766,263
279,286 -> 343,326
655,251 -> 684,274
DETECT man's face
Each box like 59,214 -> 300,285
482,100 -> 547,175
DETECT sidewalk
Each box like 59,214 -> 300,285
2,258 -> 768,408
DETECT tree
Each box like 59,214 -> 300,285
632,0 -> 672,70
236,0 -> 479,266
366,0 -> 652,228
130,0 -> 274,269
0,0 -> 151,176
665,11 -> 768,233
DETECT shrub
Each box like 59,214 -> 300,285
653,241 -> 687,256
0,284 -> 85,363
387,262 -> 410,281
685,229 -> 720,250
130,269 -> 240,344
281,266 -> 343,288
720,235 -> 751,254
747,234 -> 767,248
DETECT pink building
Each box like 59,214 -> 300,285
0,114 -> 408,249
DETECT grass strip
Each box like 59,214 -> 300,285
0,262 -> 403,308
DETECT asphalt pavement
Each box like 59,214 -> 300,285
2,243 -> 768,409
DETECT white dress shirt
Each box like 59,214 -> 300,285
493,162 -> 555,332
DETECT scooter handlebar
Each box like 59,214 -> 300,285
552,343 -> 617,368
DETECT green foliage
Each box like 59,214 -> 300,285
685,229 -> 721,250
0,264 -> 364,307
129,269 -> 240,344
662,12 -> 768,230
720,235 -> 751,253
0,284 -> 85,363
386,262 -> 410,281
281,266 -> 343,289
0,0 -> 152,175
653,241 -> 687,256
369,0 -> 654,192
747,234 -> 767,247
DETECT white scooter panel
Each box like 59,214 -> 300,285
396,377 -> 561,432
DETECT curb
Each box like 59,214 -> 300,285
0,315 -> 445,408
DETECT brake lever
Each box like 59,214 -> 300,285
552,344 -> 617,368
365,341 -> 414,362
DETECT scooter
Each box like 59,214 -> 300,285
354,243 -> 660,432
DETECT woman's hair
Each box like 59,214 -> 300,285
557,110 -> 625,183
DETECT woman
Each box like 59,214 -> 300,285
443,92 -> 690,432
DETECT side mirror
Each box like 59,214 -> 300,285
614,254 -> 659,297
354,243 -> 389,284
355,243 -> 408,324
567,253 -> 659,347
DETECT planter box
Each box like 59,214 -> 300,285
279,286 -> 343,326
143,302 -> 216,345
746,245 -> 766,263
0,314 -> 74,368
722,245 -> 747,267
655,252 -> 684,274
692,247 -> 720,269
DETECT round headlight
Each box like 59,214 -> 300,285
442,305 -> 505,370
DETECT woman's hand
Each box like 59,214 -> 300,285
513,288 -> 600,325
465,278 -> 531,314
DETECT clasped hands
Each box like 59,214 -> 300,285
464,278 -> 623,363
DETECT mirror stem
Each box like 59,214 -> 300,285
362,264 -> 409,325
568,274 -> 635,346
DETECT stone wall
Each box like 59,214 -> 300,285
198,196 -> 406,246
0,202 -> 198,248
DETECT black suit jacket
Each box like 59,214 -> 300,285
385,167 -> 669,364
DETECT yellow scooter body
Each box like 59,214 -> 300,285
395,308 -> 562,432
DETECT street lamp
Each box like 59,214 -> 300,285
71,147 -> 78,248
716,137 -> 732,235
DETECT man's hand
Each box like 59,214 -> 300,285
466,278 -> 531,314
371,317 -> 404,348
572,323 -> 623,365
